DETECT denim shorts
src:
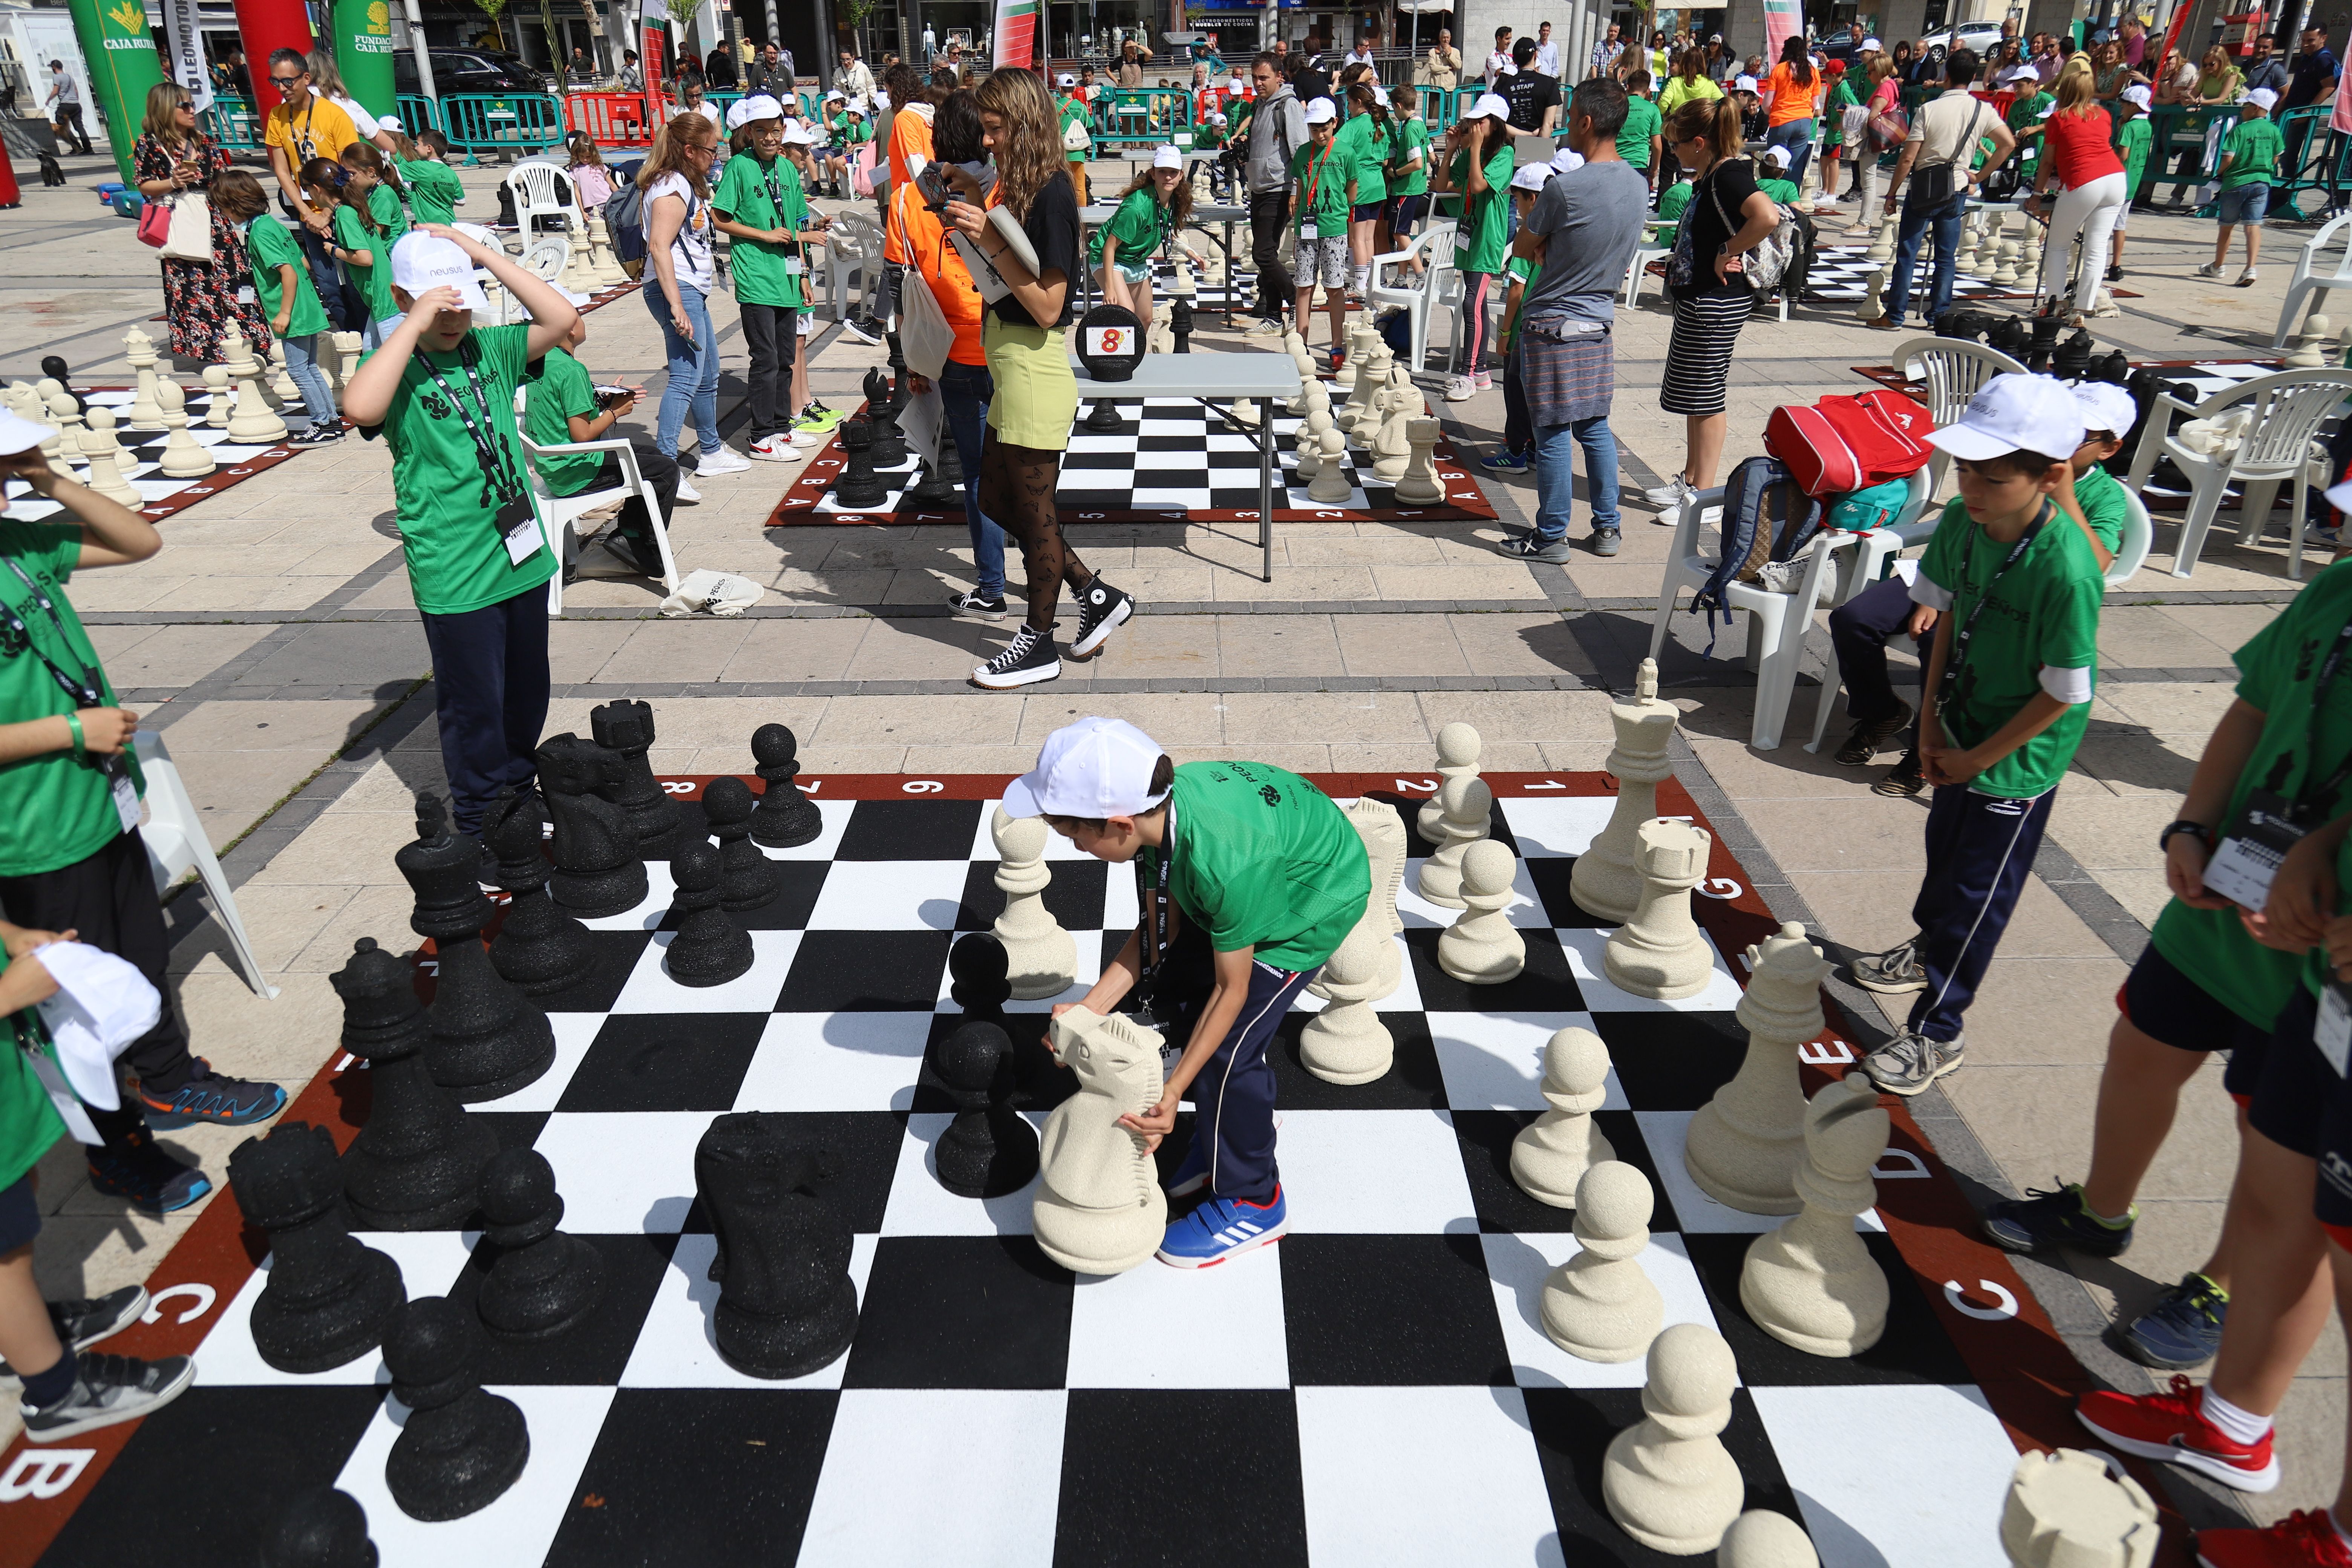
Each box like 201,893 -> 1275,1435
2216,182 -> 2269,225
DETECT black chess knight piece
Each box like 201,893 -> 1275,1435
664,839 -> 755,986
475,1148 -> 606,1342
749,723 -> 822,847
702,776 -> 782,912
537,734 -> 649,919
382,1297 -> 531,1521
482,789 -> 594,996
862,366 -> 906,467
591,698 -> 683,855
695,1112 -> 859,1378
2054,327 -> 2095,383
833,418 -> 889,510
228,1121 -> 406,1374
334,937 -> 496,1230
933,1021 -> 1040,1198
260,1488 -> 378,1568
399,794 -> 556,1102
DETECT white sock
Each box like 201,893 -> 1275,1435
1352,263 -> 1370,294
2199,1386 -> 2272,1446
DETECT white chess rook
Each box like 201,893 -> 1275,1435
1573,658 -> 1680,923
1602,1322 -> 1745,1554
1418,721 -> 1482,841
1309,796 -> 1405,1003
1739,1072 -> 1892,1358
1416,773 -> 1493,908
991,806 -> 1077,1000
1031,1007 -> 1170,1275
1602,819 -> 1714,1000
2000,1449 -> 2160,1568
1540,1160 -> 1664,1363
156,381 -> 216,479
1438,838 -> 1525,984
1510,1026 -> 1617,1207
1298,920 -> 1395,1085
1684,923 -> 1831,1216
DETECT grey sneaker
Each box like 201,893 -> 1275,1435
1864,1029 -> 1966,1096
1497,532 -> 1573,563
20,1351 -> 196,1442
1850,938 -> 1928,994
1589,529 -> 1622,557
0,1285 -> 149,1378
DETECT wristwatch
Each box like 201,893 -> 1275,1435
2158,819 -> 2213,852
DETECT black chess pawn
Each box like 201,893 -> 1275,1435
399,794 -> 556,1102
1084,398 -> 1124,433
2055,328 -> 2095,383
228,1121 -> 406,1374
40,355 -> 85,415
702,776 -> 781,913
382,1296 -> 530,1522
933,1021 -> 1040,1198
861,366 -> 906,467
481,789 -> 594,996
1171,297 -> 1194,354
1933,307 -> 1971,339
833,418 -> 890,509
948,931 -> 1012,1028
694,1112 -> 859,1378
260,1487 -> 378,1568
537,734 -> 650,919
937,424 -> 966,488
334,938 -> 497,1230
590,698 -> 683,855
2096,348 -> 2132,386
905,457 -> 957,509
1986,315 -> 2029,362
664,839 -> 754,986
748,723 -> 822,847
475,1147 -> 606,1342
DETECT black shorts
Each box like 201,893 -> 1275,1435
1351,202 -> 1384,223
0,1171 -> 39,1253
2246,990 -> 2352,1227
2118,943 -> 2272,1102
1389,194 -> 1427,233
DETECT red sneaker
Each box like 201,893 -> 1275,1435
2076,1375 -> 2281,1492
2198,1510 -> 2352,1567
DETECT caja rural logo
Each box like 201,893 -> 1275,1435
105,1 -> 158,45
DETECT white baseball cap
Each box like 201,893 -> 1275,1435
825,88 -> 845,100
1210,110 -> 1227,124
1003,718 -> 1169,819
1734,73 -> 1759,91
1862,36 -> 1883,51
1153,144 -> 1184,169
390,232 -> 492,313
1550,146 -> 1585,174
2122,83 -> 2153,108
1304,95 -> 1338,124
380,114 -> 405,133
724,97 -> 756,130
738,92 -> 785,123
1464,90 -> 1510,121
2072,382 -> 2136,439
1926,372 -> 2086,462
2248,86 -> 2280,110
1059,72 -> 1076,85
1763,143 -> 1790,167
1371,83 -> 1389,106
1509,163 -> 1551,192
781,121 -> 814,145
0,406 -> 56,458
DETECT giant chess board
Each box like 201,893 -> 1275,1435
0,389 -> 302,524
2,773 -> 2147,1568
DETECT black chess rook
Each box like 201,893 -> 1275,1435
228,1121 -> 407,1375
475,1147 -> 607,1341
537,733 -> 651,919
481,787 -> 596,996
933,1020 -> 1040,1198
399,793 -> 557,1102
382,1296 -> 531,1521
333,937 -> 497,1230
664,838 -> 755,986
694,1112 -> 859,1378
591,698 -> 684,855
702,775 -> 783,912
749,723 -> 823,847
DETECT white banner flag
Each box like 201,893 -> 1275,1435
158,0 -> 213,112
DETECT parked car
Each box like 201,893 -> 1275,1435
1916,23 -> 2007,60
393,49 -> 550,96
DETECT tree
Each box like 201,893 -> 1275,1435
471,0 -> 511,51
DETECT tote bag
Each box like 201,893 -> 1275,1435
894,204 -> 957,378
159,192 -> 214,262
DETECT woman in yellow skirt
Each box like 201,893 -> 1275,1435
946,68 -> 1140,690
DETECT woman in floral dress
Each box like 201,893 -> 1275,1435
132,81 -> 274,362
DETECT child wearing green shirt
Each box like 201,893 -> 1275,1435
2109,85 -> 2153,281
2203,88 -> 2284,287
1432,93 -> 1516,401
399,129 -> 467,227
1483,164 -> 1551,472
1619,71 -> 1664,190
1757,143 -> 1801,205
710,100 -> 833,462
1388,99 -> 1431,247
1291,97 -> 1353,367
215,169 -> 341,443
1336,84 -> 1392,299
523,323 -> 675,581
1090,146 -> 1190,329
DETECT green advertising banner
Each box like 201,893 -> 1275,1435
65,0 -> 167,184
333,0 -> 398,121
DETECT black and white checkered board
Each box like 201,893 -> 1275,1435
31,784 -> 2032,1568
1,389 -> 299,524
1799,243 -> 2048,304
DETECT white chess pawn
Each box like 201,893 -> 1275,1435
1307,426 -> 1353,504
201,366 -> 234,429
1603,819 -> 1714,1000
1867,210 -> 1896,263
224,345 -> 288,445
1416,773 -> 1492,908
1031,1007 -> 1168,1276
156,381 -> 215,478
1511,1026 -> 1617,1207
1603,1323 -> 1744,1554
1854,265 -> 1886,325
1684,923 -> 1830,1216
1299,920 -> 1395,1085
1718,1510 -> 1820,1567
329,331 -> 365,389
123,326 -> 165,427
1740,1072 -> 1892,1358
1294,406 -> 1333,482
1336,335 -> 1380,432
2000,1449 -> 2160,1568
1418,721 -> 1483,843
1395,418 -> 1445,506
76,414 -> 143,508
2288,313 -> 2334,369
1574,660 -> 1680,923
34,385 -> 69,464
2337,319 -> 2352,369
44,391 -> 84,470
1541,1161 -> 1664,1363
1991,238 -> 2021,288
991,806 -> 1076,1000
1438,839 -> 1524,984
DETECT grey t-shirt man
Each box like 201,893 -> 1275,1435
1521,159 -> 1651,326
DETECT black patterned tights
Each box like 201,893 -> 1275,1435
980,433 -> 1092,635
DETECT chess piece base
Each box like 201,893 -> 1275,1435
1740,1226 -> 1890,1358
714,1275 -> 860,1378
478,1236 -> 608,1342
1032,1183 -> 1167,1276
1602,1425 -> 1744,1555
385,1393 -> 530,1522
427,1030 -> 557,1106
1299,1018 -> 1394,1085
1682,1103 -> 1804,1217
1541,1261 -> 1664,1363
343,1116 -> 498,1232
1004,929 -> 1078,1000
1510,1119 -> 1618,1208
249,1248 -> 405,1375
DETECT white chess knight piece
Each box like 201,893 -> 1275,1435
201,365 -> 234,429
1718,1510 -> 1821,1567
123,326 -> 165,427
1348,343 -> 1398,452
1740,1072 -> 1892,1358
1294,406 -> 1334,483
1417,721 -> 1484,843
1684,923 -> 1831,1216
1031,1006 -> 1170,1276
1512,1026 -> 1617,1206
2000,1449 -> 2160,1568
1602,820 -> 1714,1000
2288,312 -> 2335,369
1416,772 -> 1493,908
1395,418 -> 1445,505
1542,1160 -> 1663,1362
76,413 -> 144,508
1603,1322 -> 1745,1554
1308,426 -> 1353,505
1370,368 -> 1418,481
1311,795 -> 1406,1003
1574,658 -> 1681,923
1438,838 -> 1524,983
1299,920 -> 1395,1084
1336,327 -> 1381,432
156,381 -> 215,479
991,806 -> 1076,1000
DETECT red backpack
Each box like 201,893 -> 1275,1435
1764,390 -> 1936,498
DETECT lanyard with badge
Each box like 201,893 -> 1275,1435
2208,617 -> 2352,919
757,160 -> 807,280
1300,144 -> 1334,242
1131,800 -> 1181,1075
1,558 -> 141,833
1935,507 -> 2046,730
410,338 -> 542,566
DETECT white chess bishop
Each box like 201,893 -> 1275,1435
1031,1007 -> 1169,1276
991,805 -> 1076,1000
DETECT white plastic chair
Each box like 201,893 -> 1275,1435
131,731 -> 275,999
1623,217 -> 1674,307
519,430 -> 681,614
518,234 -> 570,282
2111,487 -> 2155,585
2125,367 -> 2352,579
1646,487 -> 1868,750
826,209 -> 888,324
503,161 -> 583,239
1367,225 -> 1458,374
2273,213 -> 2352,349
1893,335 -> 2028,496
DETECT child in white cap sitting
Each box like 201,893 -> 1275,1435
1756,142 -> 1800,205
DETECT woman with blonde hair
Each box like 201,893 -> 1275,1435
132,80 -> 271,360
945,67 -> 1139,689
1849,51 -> 1900,234
305,48 -> 399,154
638,111 -> 747,479
2030,57 -> 2128,326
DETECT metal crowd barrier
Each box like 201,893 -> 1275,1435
441,92 -> 566,159
199,93 -> 261,148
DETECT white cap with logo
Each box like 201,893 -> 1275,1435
1925,372 -> 2086,462
1152,143 -> 1184,169
0,406 -> 57,458
1304,95 -> 1338,124
390,232 -> 492,313
1003,717 -> 1170,820
737,92 -> 785,123
2072,381 -> 2137,439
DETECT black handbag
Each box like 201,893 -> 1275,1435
1908,100 -> 1985,208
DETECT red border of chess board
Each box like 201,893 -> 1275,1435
574,280 -> 643,316
45,389 -> 305,525
0,771 -> 2195,1567
761,405 -> 1503,528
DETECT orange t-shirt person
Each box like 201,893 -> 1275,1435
1764,60 -> 1825,128
889,175 -> 984,368
883,101 -> 936,264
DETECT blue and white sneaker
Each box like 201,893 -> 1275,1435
1156,1187 -> 1286,1269
1165,1137 -> 1210,1199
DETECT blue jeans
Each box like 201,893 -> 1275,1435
1884,191 -> 1966,328
1766,121 -> 1815,187
280,333 -> 337,429
645,279 -> 720,458
935,357 -> 1006,599
1532,412 -> 1621,543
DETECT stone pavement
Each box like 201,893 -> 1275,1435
0,147 -> 2336,1528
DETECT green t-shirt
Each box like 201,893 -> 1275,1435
380,322 -> 558,615
1337,110 -> 1390,205
244,213 -> 328,338
368,180 -> 410,243
1758,175 -> 1801,205
712,152 -> 809,308
1498,253 -> 1537,353
335,202 -> 396,325
2116,114 -> 2152,191
2073,462 -> 2126,554
1059,99 -> 1092,162
1450,143 -> 1517,274
2222,115 -> 2283,189
1618,95 -> 1663,168
1397,116 -> 1430,196
521,347 -> 606,497
1821,78 -> 1858,149
1088,185 -> 1171,267
398,157 -> 466,225
0,519 -> 146,879
1292,139 -> 1351,238
1916,496 -> 2104,799
2007,90 -> 2054,140
1,1018 -> 66,1193
1137,761 -> 1371,972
